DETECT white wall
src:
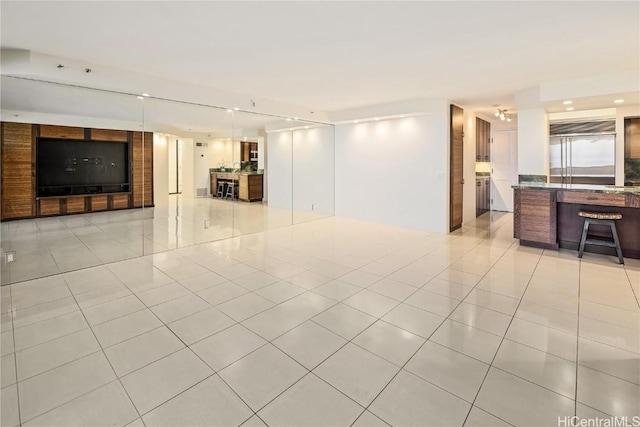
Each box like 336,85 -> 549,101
517,108 -> 549,177
335,114 -> 448,233
292,126 -> 335,216
153,134 -> 169,206
180,138 -> 195,199
267,131 -> 292,210
194,141 -> 210,197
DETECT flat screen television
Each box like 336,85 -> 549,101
37,138 -> 130,197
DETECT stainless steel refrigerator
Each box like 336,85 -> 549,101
549,121 -> 616,185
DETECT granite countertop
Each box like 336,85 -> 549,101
210,169 -> 263,175
512,182 -> 640,195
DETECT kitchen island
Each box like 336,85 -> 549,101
513,183 -> 640,259
210,171 -> 263,202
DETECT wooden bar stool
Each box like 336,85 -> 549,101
578,210 -> 624,264
225,181 -> 237,200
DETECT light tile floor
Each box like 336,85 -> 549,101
1,210 -> 639,426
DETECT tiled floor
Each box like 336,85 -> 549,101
0,196 -> 325,285
1,210 -> 639,426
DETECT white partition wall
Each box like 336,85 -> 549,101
267,130 -> 293,211
335,114 -> 448,233
292,126 -> 335,221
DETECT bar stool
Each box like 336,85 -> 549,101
225,181 -> 236,200
216,181 -> 226,198
578,210 -> 624,264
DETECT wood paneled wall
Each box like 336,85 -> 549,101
1,122 -> 153,220
132,131 -> 153,208
1,123 -> 35,219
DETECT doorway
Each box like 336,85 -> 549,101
168,139 -> 183,194
491,130 -> 518,212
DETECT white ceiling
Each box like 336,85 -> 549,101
1,1 -> 639,114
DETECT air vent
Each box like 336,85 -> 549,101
196,142 -> 209,147
196,188 -> 208,197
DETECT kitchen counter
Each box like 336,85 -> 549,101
513,184 -> 640,259
512,182 -> 640,195
210,171 -> 263,202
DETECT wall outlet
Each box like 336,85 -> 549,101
5,251 -> 16,263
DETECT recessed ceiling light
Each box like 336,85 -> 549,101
233,107 -> 240,110
614,99 -> 624,104
353,120 -> 359,124
399,115 -> 405,118
304,126 -> 309,129
566,107 -> 575,111
286,118 -> 292,121
142,93 -> 150,97
563,100 -> 573,105
226,109 -> 233,113
136,96 -> 144,100
293,117 -> 299,120
374,117 -> 380,121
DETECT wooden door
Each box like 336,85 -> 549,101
450,105 -> 464,231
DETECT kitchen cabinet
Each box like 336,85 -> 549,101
210,172 -> 263,202
241,142 -> 258,162
476,118 -> 491,162
476,176 -> 490,217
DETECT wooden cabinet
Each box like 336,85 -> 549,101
514,189 -> 557,247
476,118 -> 491,162
1,122 -> 35,219
625,117 -> 640,159
39,124 -> 85,139
241,142 -> 258,162
476,177 -> 490,217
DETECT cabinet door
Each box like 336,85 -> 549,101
475,118 -> 482,161
625,117 -> 640,159
484,179 -> 490,210
484,121 -> 491,162
514,189 -> 557,246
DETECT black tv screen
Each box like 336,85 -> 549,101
37,138 -> 129,197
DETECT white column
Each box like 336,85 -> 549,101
517,108 -> 549,178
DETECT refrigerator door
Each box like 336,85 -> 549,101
568,135 -> 615,185
549,136 -> 566,184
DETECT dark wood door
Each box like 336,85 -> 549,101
450,105 -> 464,231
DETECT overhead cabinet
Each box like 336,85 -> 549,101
476,118 -> 491,162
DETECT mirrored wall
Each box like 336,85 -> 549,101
0,76 -> 335,285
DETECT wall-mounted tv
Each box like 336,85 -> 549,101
37,138 -> 130,197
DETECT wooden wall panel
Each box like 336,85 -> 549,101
90,195 -> 108,211
112,194 -> 130,209
557,191 -> 626,207
39,125 -> 85,139
132,131 -> 154,208
450,105 -> 464,231
39,198 -> 61,216
1,122 -> 34,219
91,129 -> 128,142
66,197 -> 86,214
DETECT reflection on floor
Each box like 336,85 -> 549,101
1,196 -> 327,285
1,211 -> 639,426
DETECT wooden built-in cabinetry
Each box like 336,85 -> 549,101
476,177 -> 490,217
625,117 -> 640,159
210,172 -> 263,202
1,122 -> 153,220
476,118 -> 491,162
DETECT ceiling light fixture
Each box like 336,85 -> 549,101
495,109 -> 511,121
566,107 -> 575,111
613,99 -> 624,104
233,107 -> 240,111
142,93 -> 150,97
563,100 -> 573,105
226,109 -> 233,113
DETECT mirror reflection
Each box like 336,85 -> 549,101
0,76 -> 335,285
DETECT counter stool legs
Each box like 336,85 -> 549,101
578,217 -> 624,265
216,182 -> 226,198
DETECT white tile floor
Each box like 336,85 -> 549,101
1,208 -> 640,426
